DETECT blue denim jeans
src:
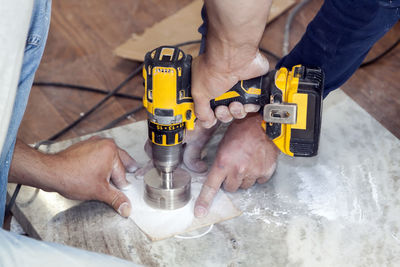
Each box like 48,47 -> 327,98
0,0 -> 51,227
199,0 -> 400,98
276,0 -> 400,97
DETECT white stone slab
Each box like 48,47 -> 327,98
7,89 -> 400,266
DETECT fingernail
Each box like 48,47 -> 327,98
127,165 -> 138,173
196,161 -> 208,173
202,119 -> 216,129
194,205 -> 208,218
120,180 -> 130,189
202,121 -> 212,129
134,168 -> 145,179
244,104 -> 260,113
121,182 -> 133,191
237,112 -> 246,119
118,202 -> 131,218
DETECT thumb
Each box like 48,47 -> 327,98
194,97 -> 217,129
110,153 -> 130,189
183,123 -> 218,173
183,144 -> 208,173
101,185 -> 132,218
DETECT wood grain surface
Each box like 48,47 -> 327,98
18,0 -> 399,145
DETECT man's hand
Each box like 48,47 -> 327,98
191,0 -> 273,128
183,122 -> 220,173
194,113 -> 279,217
135,123 -> 219,177
9,137 -> 138,218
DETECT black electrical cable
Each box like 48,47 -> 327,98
46,64 -> 144,141
4,184 -> 21,217
33,82 -> 143,101
360,37 -> 400,68
4,140 -> 53,217
259,47 -> 281,61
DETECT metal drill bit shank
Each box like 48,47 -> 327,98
143,143 -> 191,210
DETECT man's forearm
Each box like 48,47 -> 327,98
8,137 -> 137,217
204,0 -> 272,69
8,139 -> 58,192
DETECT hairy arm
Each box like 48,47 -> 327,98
9,138 -> 138,217
9,140 -> 58,191
192,0 -> 273,127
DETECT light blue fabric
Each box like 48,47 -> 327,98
0,0 -> 52,227
0,228 -> 139,266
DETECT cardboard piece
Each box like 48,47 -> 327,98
114,0 -> 296,61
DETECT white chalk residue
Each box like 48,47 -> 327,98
296,165 -> 358,221
175,224 -> 214,239
122,176 -> 196,239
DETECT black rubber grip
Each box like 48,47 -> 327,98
210,76 -> 266,110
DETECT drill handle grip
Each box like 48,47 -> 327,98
209,75 -> 270,110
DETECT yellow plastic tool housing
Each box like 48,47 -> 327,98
270,65 -> 302,156
143,46 -> 195,146
265,65 -> 323,157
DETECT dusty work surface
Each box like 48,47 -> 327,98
8,89 -> 400,266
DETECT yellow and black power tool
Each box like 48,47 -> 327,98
142,46 -> 195,210
142,45 -> 324,209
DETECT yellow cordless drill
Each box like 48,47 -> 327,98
143,46 -> 324,209
142,46 -> 195,210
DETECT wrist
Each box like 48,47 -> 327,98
204,33 -> 260,73
36,153 -> 65,193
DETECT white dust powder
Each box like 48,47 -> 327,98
123,175 -> 198,239
123,173 -> 242,241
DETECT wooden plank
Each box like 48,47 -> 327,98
114,0 -> 296,61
